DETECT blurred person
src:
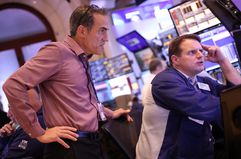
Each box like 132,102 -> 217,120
3,5 -> 132,159
150,34 -> 241,159
0,89 -> 45,159
0,110 -> 10,129
136,58 -> 167,159
129,95 -> 142,111
0,95 -> 3,111
0,95 -> 10,128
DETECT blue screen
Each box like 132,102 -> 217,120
116,31 -> 149,53
197,25 -> 238,71
89,58 -> 109,83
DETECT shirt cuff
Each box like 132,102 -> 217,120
103,107 -> 114,119
23,122 -> 45,138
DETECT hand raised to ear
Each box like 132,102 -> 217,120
202,44 -> 225,63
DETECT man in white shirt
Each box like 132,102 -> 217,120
136,58 -> 167,159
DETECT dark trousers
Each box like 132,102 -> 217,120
43,137 -> 103,159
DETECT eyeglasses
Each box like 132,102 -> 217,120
76,4 -> 100,27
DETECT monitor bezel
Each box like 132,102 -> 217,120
168,0 -> 221,36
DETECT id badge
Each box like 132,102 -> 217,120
197,82 -> 210,91
97,102 -> 107,121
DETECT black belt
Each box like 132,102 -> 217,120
76,130 -> 100,140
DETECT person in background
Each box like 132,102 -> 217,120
130,95 -> 143,112
0,110 -> 9,131
151,34 -> 241,159
0,96 -> 10,128
3,5 -> 132,159
136,58 -> 167,159
0,89 -> 45,159
0,96 -> 3,111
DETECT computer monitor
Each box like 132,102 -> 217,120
168,0 -> 220,35
220,85 -> 241,159
95,81 -> 114,103
232,0 -> 241,12
108,75 -> 132,98
116,31 -> 149,53
89,58 -> 109,83
196,24 -> 238,71
104,53 -> 133,79
203,0 -> 241,32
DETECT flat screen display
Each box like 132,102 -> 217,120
232,0 -> 241,12
104,53 -> 133,79
168,0 -> 220,35
94,81 -> 114,103
203,0 -> 241,32
116,31 -> 149,53
89,58 -> 109,83
197,24 -> 238,71
94,72 -> 140,103
108,75 -> 132,98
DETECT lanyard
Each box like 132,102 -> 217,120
78,54 -> 100,103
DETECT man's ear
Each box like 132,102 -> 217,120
171,55 -> 179,66
76,25 -> 87,38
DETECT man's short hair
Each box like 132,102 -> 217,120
168,34 -> 201,66
149,58 -> 163,73
70,5 -> 107,36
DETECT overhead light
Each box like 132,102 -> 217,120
90,0 -> 116,9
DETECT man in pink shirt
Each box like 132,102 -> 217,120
3,5 -> 132,159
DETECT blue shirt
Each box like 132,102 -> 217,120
151,67 -> 228,159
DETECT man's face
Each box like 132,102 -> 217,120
83,13 -> 109,55
172,39 -> 205,77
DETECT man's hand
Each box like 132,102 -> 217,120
0,121 -> 14,137
36,126 -> 79,149
112,108 -> 133,122
202,44 -> 225,63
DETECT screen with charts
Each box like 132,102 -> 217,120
203,0 -> 241,32
108,75 -> 132,99
94,81 -> 114,103
197,24 -> 239,71
116,31 -> 149,53
89,58 -> 109,83
168,0 -> 220,35
94,72 -> 140,103
104,53 -> 133,79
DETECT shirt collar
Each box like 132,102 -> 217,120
63,35 -> 85,56
175,68 -> 197,82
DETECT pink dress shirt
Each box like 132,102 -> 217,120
3,36 -> 113,138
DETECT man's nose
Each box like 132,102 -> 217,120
103,32 -> 108,42
196,50 -> 204,58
